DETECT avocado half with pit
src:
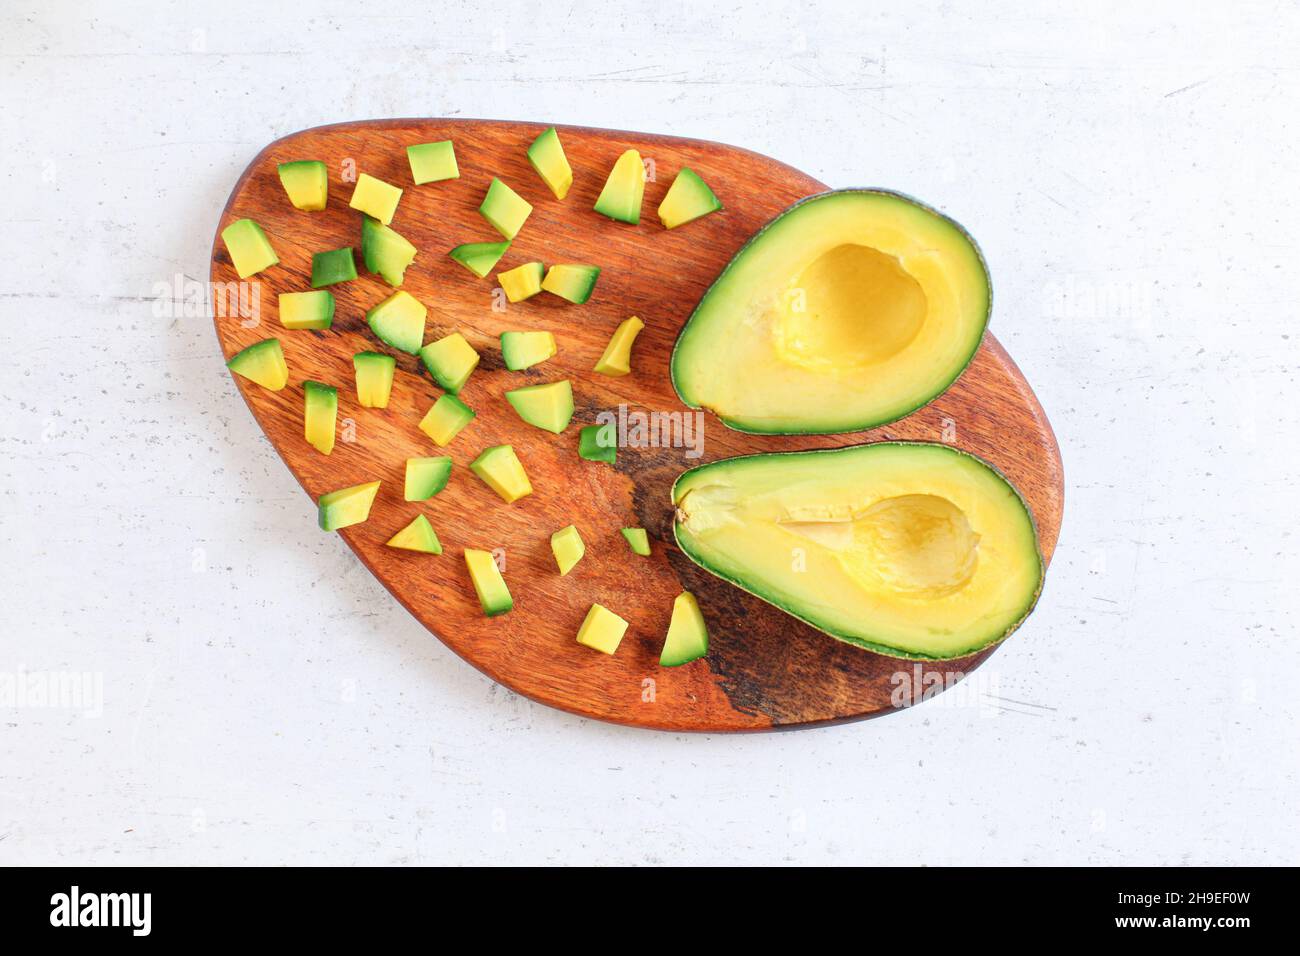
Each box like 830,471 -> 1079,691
671,190 -> 991,434
672,442 -> 1043,660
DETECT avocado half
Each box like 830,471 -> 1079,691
671,189 -> 991,434
672,442 -> 1043,660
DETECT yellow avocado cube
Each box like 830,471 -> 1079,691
594,316 -> 645,377
576,604 -> 629,655
550,525 -> 585,575
349,172 -> 403,225
469,445 -> 532,503
497,261 -> 544,303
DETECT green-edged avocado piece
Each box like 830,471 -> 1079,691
527,127 -> 573,200
593,149 -> 644,224
386,514 -> 442,554
541,263 -> 599,304
671,189 -> 991,434
226,338 -> 288,391
504,380 -> 573,434
365,290 -> 426,355
404,456 -> 453,501
220,218 -> 278,279
464,548 -> 513,616
317,480 -> 381,532
278,290 -> 334,330
449,241 -> 511,278
479,177 -> 532,240
657,167 -> 721,229
353,351 -> 396,408
621,527 -> 651,556
407,140 -> 459,184
303,380 -> 338,455
470,445 -> 532,503
310,247 -> 358,288
361,217 -> 417,287
660,591 -> 709,666
500,330 -> 556,370
577,423 -> 616,463
671,442 -> 1044,660
277,160 -> 328,211
419,332 -> 480,393
418,394 -> 476,447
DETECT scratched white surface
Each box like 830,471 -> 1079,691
2,0 -> 1297,866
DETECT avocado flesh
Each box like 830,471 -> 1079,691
361,218 -> 417,287
449,241 -> 510,278
303,381 -> 338,454
353,351 -> 396,408
672,443 -> 1042,660
671,190 -> 990,434
277,160 -> 328,211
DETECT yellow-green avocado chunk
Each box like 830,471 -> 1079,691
220,218 -> 278,279
464,548 -> 512,616
671,442 -> 1043,660
661,591 -> 709,666
226,338 -> 288,390
671,190 -> 990,434
317,481 -> 381,532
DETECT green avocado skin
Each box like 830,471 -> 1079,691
669,189 -> 993,436
670,442 -> 1044,661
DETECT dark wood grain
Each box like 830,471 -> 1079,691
210,119 -> 1063,732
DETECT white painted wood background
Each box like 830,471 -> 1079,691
2,0 -> 1296,865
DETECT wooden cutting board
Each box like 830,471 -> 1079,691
210,119 -> 1063,732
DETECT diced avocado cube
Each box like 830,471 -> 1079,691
594,315 -> 645,377
317,480 -> 381,531
353,351 -> 396,408
479,177 -> 532,240
348,172 -> 402,225
660,591 -> 709,666
541,263 -> 600,304
464,548 -> 513,616
578,423 -> 617,463
220,218 -> 278,279
593,149 -> 645,224
404,456 -> 453,501
500,330 -> 556,371
226,338 -> 288,391
621,527 -> 651,556
575,603 -> 629,655
505,380 -> 574,434
550,524 -> 585,576
366,290 -> 426,354
469,445 -> 532,503
386,514 -> 442,554
657,167 -> 722,229
420,333 -> 480,393
303,380 -> 338,455
419,393 -> 475,447
406,140 -> 459,185
527,127 -> 573,200
278,290 -> 335,330
361,217 -> 417,287
277,160 -> 328,211
448,241 -> 511,278
497,261 -> 545,303
310,247 -> 358,288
